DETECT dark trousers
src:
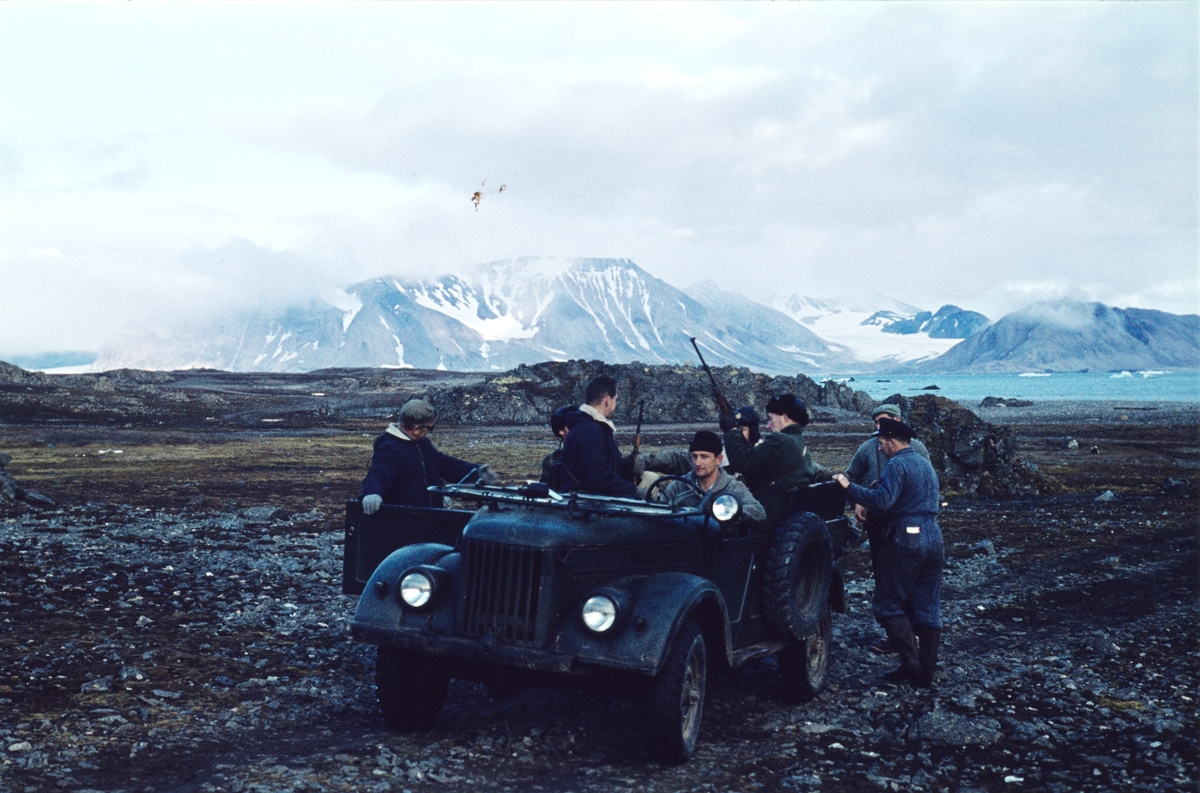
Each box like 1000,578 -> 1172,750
871,520 -> 944,629
865,512 -> 887,567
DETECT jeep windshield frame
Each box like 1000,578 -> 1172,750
429,483 -> 710,520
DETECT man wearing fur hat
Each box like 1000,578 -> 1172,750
658,430 -> 766,523
360,399 -> 497,513
833,417 -> 943,688
720,393 -> 830,526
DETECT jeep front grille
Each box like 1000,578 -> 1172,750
462,540 -> 543,643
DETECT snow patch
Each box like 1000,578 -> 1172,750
387,335 -> 412,368
330,289 -> 363,333
405,278 -> 539,341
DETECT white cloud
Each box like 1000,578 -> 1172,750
0,1 -> 1195,357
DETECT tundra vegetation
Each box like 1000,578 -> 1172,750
0,363 -> 1196,792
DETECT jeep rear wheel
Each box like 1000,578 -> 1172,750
375,646 -> 450,731
646,620 -> 706,765
763,511 -> 832,642
779,606 -> 832,703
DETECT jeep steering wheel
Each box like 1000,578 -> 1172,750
645,474 -> 704,504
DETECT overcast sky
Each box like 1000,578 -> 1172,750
1,1 -> 1196,357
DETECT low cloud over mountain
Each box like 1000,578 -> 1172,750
94,258 -> 851,375
912,299 -> 1200,373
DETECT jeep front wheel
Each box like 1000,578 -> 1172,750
375,646 -> 450,731
646,620 -> 706,765
779,606 -> 832,703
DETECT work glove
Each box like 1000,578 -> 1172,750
361,494 -> 383,515
718,412 -> 738,432
475,464 -> 500,486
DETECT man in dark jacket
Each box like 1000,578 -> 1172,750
360,399 -> 495,512
846,403 -> 932,656
846,404 -> 931,562
834,417 -> 943,688
720,394 -> 829,525
538,406 -> 572,491
559,376 -> 640,498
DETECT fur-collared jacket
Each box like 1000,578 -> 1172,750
559,405 -> 639,498
360,424 -> 477,508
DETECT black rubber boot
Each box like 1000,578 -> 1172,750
878,616 -> 920,684
915,627 -> 941,688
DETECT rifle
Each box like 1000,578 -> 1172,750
689,337 -> 733,416
632,399 -> 645,456
630,399 -> 645,483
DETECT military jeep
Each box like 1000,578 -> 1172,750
343,480 -> 850,764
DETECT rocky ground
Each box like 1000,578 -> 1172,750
0,382 -> 1196,792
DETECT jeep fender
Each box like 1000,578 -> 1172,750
553,572 -> 732,677
353,543 -> 458,636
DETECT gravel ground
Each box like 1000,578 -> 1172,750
2,500 -> 1195,791
1,404 -> 1197,792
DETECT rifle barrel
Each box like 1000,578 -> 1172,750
689,337 -> 732,414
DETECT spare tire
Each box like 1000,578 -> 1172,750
763,511 -> 833,642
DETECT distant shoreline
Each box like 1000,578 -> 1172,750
967,399 -> 1199,425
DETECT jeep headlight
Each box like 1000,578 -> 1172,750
399,571 -> 433,609
712,493 -> 741,522
581,595 -> 618,633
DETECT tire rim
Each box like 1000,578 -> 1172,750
680,641 -> 705,746
806,619 -> 829,681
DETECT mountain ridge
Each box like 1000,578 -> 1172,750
906,299 -> 1200,373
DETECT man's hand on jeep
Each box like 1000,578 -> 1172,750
362,494 -> 383,515
475,464 -> 500,486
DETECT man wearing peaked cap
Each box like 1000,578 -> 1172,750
847,408 -> 930,505
833,412 -> 943,688
873,416 -> 917,439
845,405 -> 932,657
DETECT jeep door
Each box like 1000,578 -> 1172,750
342,501 -> 473,595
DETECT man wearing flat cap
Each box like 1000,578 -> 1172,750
720,393 -> 830,526
833,417 -> 943,688
658,431 -> 766,522
360,399 -> 497,513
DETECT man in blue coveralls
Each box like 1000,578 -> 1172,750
833,417 -> 943,688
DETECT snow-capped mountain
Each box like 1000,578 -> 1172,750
909,299 -> 1200,373
93,258 -> 850,374
774,293 -> 989,367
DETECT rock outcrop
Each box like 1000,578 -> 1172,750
422,360 -> 878,425
883,393 -> 1058,497
0,360 -> 44,384
0,452 -> 55,508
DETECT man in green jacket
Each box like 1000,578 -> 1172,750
720,393 -> 830,525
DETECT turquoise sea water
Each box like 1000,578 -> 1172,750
823,371 -> 1200,403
